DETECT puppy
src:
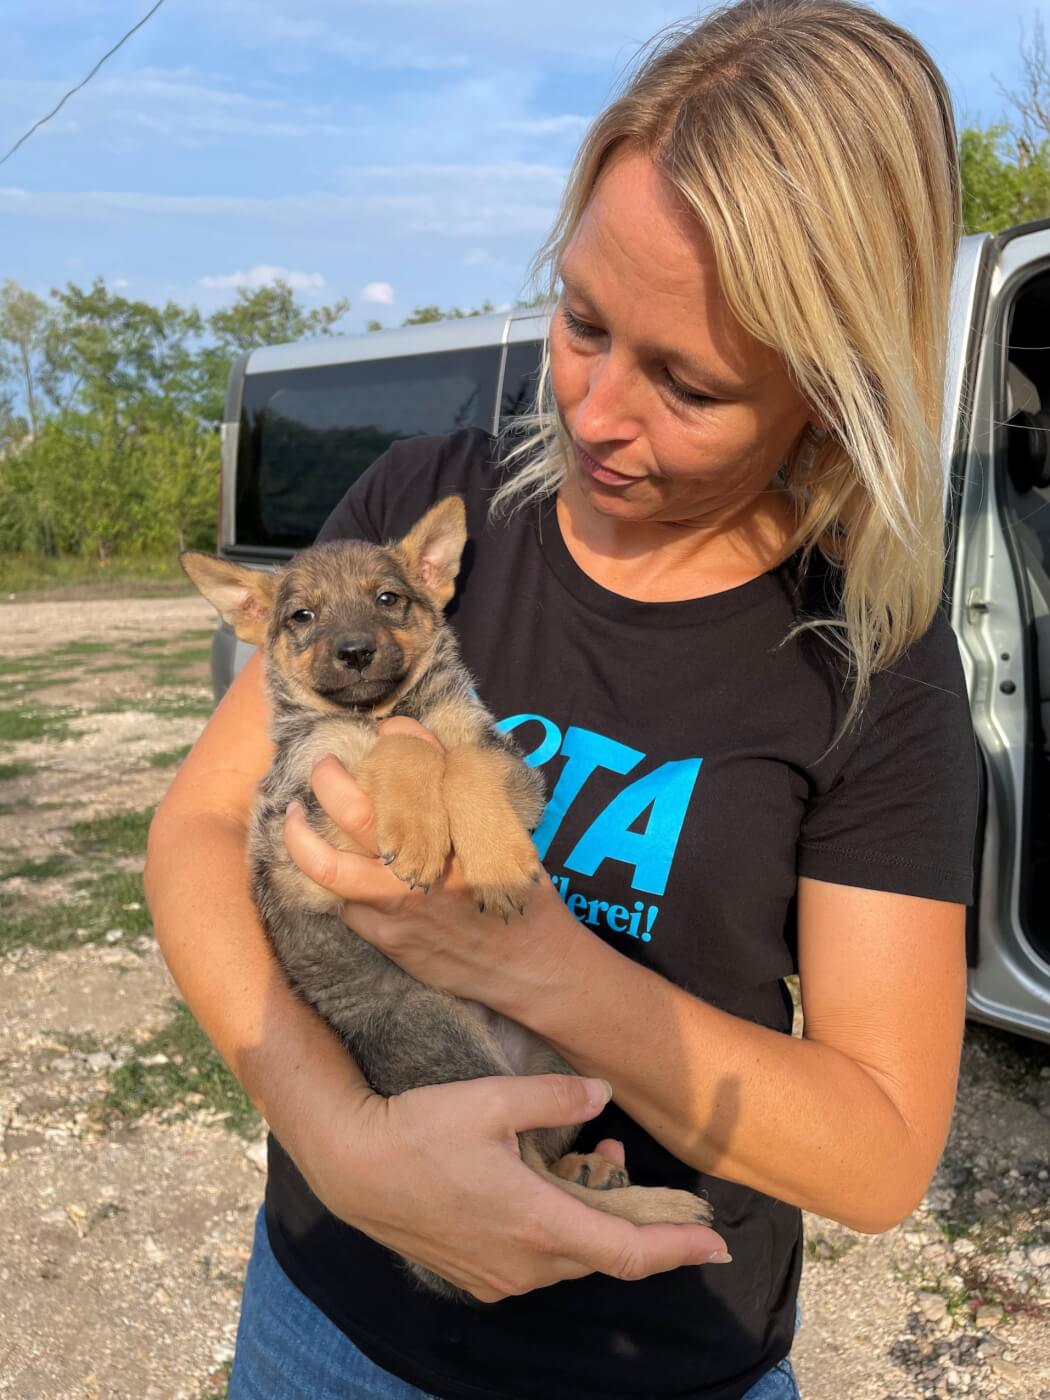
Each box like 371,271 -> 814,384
182,496 -> 713,1298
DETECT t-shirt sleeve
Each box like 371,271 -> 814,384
313,427 -> 494,547
797,612 -> 979,903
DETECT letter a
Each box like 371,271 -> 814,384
564,758 -> 702,895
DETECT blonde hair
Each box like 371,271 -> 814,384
494,0 -> 961,723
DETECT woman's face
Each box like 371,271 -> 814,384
550,150 -> 813,529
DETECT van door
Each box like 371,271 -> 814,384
951,219 -> 1050,1041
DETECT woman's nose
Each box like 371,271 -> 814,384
574,353 -> 638,444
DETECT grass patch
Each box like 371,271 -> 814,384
0,853 -> 73,880
0,675 -> 69,700
69,807 -> 154,859
50,641 -> 113,657
0,760 -> 33,781
93,693 -> 213,720
0,704 -> 77,743
0,889 -> 84,955
0,551 -> 188,595
0,868 -> 151,956
102,1000 -> 258,1138
0,656 -> 58,677
147,744 -> 192,769
71,870 -> 153,933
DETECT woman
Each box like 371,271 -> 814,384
145,2 -> 978,1397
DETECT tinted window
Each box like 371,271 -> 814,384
236,347 -> 500,550
500,341 -> 544,427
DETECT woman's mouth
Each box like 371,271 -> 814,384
574,442 -> 642,488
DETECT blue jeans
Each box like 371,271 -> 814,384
229,1209 -> 800,1399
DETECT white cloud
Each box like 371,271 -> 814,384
498,116 -> 592,138
0,162 -> 566,241
199,264 -> 326,290
362,281 -> 395,304
111,277 -> 130,289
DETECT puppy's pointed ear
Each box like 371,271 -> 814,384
180,552 -> 277,645
395,496 -> 467,607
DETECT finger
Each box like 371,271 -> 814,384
593,1138 -> 626,1169
310,755 -> 379,854
282,800 -> 397,901
481,1073 -> 613,1133
377,716 -> 445,752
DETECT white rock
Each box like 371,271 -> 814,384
86,1052 -> 113,1073
104,927 -> 124,943
917,1291 -> 949,1322
1026,1245 -> 1050,1268
243,1139 -> 268,1173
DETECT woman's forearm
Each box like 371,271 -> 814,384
143,805 -> 372,1167
504,908 -> 957,1234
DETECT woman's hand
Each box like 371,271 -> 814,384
282,720 -> 580,1016
300,1071 -> 730,1302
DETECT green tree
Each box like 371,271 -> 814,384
960,125 -> 1050,233
197,280 -> 350,423
47,279 -> 202,428
0,281 -> 53,437
401,300 -> 495,326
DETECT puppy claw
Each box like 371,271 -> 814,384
381,851 -> 396,866
421,883 -> 430,895
477,900 -> 486,914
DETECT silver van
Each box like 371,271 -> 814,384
210,221 -> 1050,1044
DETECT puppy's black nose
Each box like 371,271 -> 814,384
335,639 -> 376,673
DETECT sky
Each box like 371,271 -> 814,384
0,0 -> 1041,333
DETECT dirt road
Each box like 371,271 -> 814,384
0,592 -> 1047,1399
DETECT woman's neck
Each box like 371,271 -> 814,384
554,476 -> 796,604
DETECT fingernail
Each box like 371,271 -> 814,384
585,1078 -> 613,1111
285,800 -> 304,818
703,1250 -> 733,1264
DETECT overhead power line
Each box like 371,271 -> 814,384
0,0 -> 167,170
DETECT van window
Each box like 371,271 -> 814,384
500,341 -> 544,426
236,347 -> 501,550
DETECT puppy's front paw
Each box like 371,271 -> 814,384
442,746 -> 541,920
375,804 -> 450,891
360,734 -> 450,890
551,1151 -> 630,1191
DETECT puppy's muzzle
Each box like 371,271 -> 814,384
335,638 -> 376,673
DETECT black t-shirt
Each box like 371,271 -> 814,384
264,427 -> 978,1400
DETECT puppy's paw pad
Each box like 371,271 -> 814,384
552,1151 -> 629,1191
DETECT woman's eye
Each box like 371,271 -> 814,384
290,608 -> 315,625
664,374 -> 714,409
376,591 -> 400,608
561,306 -> 604,341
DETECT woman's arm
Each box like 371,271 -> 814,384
293,748 -> 966,1235
144,657 -> 727,1300
510,876 -> 966,1233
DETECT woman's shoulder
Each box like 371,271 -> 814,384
315,428 -> 499,546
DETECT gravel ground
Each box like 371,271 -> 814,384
0,591 -> 1048,1400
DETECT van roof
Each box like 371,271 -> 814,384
246,307 -> 551,375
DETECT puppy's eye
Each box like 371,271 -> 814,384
376,592 -> 400,608
289,608 -> 315,625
